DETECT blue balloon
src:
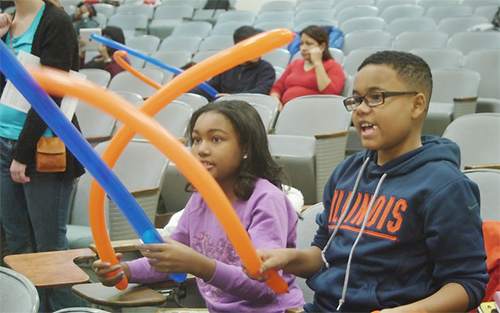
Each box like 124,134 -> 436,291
0,41 -> 186,282
91,34 -> 219,98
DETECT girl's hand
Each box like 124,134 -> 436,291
92,253 -> 128,287
310,47 -> 323,66
10,160 -> 30,183
0,13 -> 12,38
138,238 -> 215,281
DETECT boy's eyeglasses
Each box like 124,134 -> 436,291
343,91 -> 419,112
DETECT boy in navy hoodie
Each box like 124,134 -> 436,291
254,51 -> 488,312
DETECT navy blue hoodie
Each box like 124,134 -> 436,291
306,136 -> 488,312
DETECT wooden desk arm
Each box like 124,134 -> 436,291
464,164 -> 500,170
314,130 -> 348,139
89,239 -> 142,255
453,96 -> 478,103
285,307 -> 305,313
130,187 -> 159,197
87,136 -> 112,144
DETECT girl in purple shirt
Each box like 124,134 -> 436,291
94,100 -> 304,312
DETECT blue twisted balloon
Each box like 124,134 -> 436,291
91,33 -> 219,98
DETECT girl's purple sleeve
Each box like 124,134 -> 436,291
205,194 -> 295,302
126,257 -> 170,284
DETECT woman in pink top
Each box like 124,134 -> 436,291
270,25 -> 345,111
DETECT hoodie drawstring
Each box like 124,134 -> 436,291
321,157 -> 388,311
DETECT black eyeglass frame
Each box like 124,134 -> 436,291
343,91 -> 419,112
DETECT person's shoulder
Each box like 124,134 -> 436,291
323,58 -> 342,69
258,59 -> 274,69
289,58 -> 304,67
43,1 -> 72,24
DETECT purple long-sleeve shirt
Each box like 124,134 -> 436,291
126,179 -> 305,312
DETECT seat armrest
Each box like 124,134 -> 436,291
453,96 -> 478,119
464,164 -> 500,170
315,131 -> 349,201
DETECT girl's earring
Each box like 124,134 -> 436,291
243,154 -> 248,159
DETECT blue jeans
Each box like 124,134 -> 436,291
0,136 -> 86,312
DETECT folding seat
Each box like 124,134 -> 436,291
475,4 -> 500,21
424,68 -> 481,135
425,5 -> 474,23
379,4 -> 425,24
296,0 -> 334,11
409,47 -> 463,69
464,169 -> 500,221
108,13 -> 149,38
294,8 -> 336,26
198,35 -> 234,51
94,3 -> 115,19
442,113 -> 500,170
268,95 -> 352,204
79,68 -> 111,88
209,21 -> 248,36
335,5 -> 379,25
262,48 -> 291,71
447,31 -> 500,55
259,1 -> 296,13
216,93 -> 280,130
296,203 -> 325,302
436,16 -> 489,36
116,3 -> 154,19
385,17 -> 436,37
417,0 -> 459,12
343,47 -> 393,76
171,21 -> 213,38
374,0 -> 415,12
339,16 -> 386,35
148,4 -> 194,39
67,140 -> 169,248
254,11 -> 294,24
333,0 -> 374,16
254,21 -> 295,31
216,10 -> 255,25
158,35 -> 202,54
392,31 -> 448,52
108,68 -> 164,99
343,30 -> 392,55
126,35 -> 161,55
176,92 -> 208,111
462,49 -> 500,113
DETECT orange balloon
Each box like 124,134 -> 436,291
31,28 -> 295,293
113,50 -> 162,90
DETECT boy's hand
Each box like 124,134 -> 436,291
250,249 -> 292,280
92,253 -> 126,287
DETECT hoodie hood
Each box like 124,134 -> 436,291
364,135 -> 461,177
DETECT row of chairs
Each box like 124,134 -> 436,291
92,2 -> 497,40
260,0 -> 499,14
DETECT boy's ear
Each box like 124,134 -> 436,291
412,92 -> 427,119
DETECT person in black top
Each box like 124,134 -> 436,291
189,26 -> 276,101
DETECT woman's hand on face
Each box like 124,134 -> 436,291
0,13 -> 12,38
10,160 -> 30,183
309,47 -> 323,66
